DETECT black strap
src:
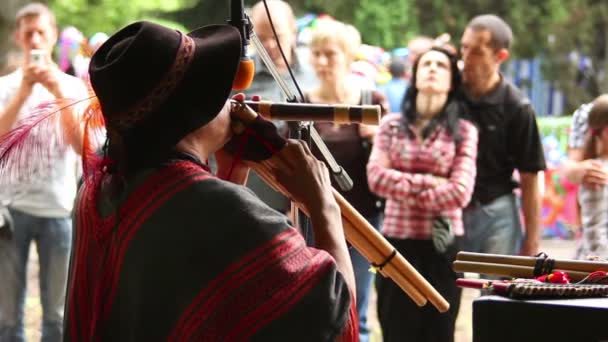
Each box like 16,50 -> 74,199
533,252 -> 555,277
371,249 -> 397,271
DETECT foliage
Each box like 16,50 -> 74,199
1,0 -> 607,112
353,0 -> 417,50
48,0 -> 193,36
542,0 -> 608,112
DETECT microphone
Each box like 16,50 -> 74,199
231,100 -> 382,125
229,0 -> 255,91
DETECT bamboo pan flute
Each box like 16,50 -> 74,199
453,252 -> 608,282
231,101 -> 450,313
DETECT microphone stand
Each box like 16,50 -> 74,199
249,31 -> 355,244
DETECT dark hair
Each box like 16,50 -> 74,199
467,14 -> 513,51
583,94 -> 608,160
400,47 -> 463,141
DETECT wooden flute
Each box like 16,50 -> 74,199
230,101 -> 450,313
456,252 -> 608,274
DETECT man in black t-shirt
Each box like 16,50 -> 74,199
460,14 -> 546,257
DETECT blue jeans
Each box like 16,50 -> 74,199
463,193 -> 523,256
351,212 -> 382,342
0,209 -> 72,342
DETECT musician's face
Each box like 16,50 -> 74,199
204,100 -> 233,150
415,50 -> 452,95
310,40 -> 349,84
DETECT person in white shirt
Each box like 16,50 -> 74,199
0,3 -> 87,341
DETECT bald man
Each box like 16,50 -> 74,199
242,0 -> 317,214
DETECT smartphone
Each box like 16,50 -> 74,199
30,49 -> 46,65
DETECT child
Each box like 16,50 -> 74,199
577,94 -> 608,259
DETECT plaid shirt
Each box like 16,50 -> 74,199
569,102 -> 592,149
367,114 -> 478,239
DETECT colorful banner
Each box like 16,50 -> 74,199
538,116 -> 579,239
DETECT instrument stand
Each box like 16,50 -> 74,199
250,29 -> 353,242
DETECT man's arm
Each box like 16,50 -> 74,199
561,148 -> 608,187
519,172 -> 541,256
0,77 -> 33,136
39,67 -> 87,155
560,102 -> 608,187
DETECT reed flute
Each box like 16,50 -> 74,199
229,99 -> 381,125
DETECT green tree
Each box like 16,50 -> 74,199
542,0 -> 608,112
49,0 -> 192,36
353,0 -> 417,50
0,0 -> 192,72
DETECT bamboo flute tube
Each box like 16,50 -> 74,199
331,189 -> 450,313
232,101 -> 449,312
250,161 -> 428,306
457,252 -> 608,274
452,260 -> 590,282
341,219 -> 428,306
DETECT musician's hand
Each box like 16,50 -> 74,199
274,140 -> 355,294
358,124 -> 377,139
272,139 -> 338,217
215,148 -> 249,185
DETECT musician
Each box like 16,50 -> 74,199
62,21 -> 357,340
367,47 -> 478,342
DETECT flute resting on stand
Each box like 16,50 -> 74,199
227,98 -> 450,313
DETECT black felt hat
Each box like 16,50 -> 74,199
89,21 -> 241,163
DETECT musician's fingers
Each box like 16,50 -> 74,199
295,138 -> 314,158
316,158 -> 332,184
276,139 -> 307,169
231,93 -> 245,102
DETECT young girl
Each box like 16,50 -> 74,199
577,94 -> 608,260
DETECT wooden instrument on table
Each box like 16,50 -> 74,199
230,100 -> 450,313
456,278 -> 608,299
453,252 -> 608,282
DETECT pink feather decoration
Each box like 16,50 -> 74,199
0,93 -> 104,188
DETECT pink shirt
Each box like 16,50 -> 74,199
367,113 -> 478,239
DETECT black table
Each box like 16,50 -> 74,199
473,295 -> 608,342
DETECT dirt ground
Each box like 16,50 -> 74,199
24,239 -> 576,341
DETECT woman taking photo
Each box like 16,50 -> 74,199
367,47 -> 478,342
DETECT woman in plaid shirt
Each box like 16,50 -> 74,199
367,47 -> 478,342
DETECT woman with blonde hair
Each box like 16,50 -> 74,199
304,19 -> 388,342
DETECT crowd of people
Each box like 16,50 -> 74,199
0,1 -> 606,342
